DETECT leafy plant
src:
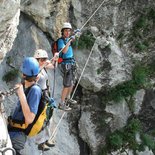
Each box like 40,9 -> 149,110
103,63 -> 150,104
132,65 -> 148,87
148,8 -> 155,21
108,131 -> 123,150
99,119 -> 155,154
72,30 -> 95,50
2,69 -> 19,83
106,80 -> 137,103
135,42 -> 148,52
134,15 -> 148,30
141,134 -> 155,150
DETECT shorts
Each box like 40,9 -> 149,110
61,63 -> 76,87
9,132 -> 27,155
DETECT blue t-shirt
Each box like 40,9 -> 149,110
58,38 -> 73,60
9,84 -> 41,137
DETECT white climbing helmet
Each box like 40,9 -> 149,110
61,22 -> 72,30
34,49 -> 48,59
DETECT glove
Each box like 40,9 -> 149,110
74,29 -> 81,34
49,97 -> 57,108
74,29 -> 81,38
70,35 -> 75,40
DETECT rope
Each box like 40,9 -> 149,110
47,0 -> 105,143
51,63 -> 57,98
79,0 -> 106,31
71,44 -> 95,99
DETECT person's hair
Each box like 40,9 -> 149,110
23,74 -> 37,82
61,29 -> 64,36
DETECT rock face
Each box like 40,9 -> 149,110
0,0 -> 155,155
0,0 -> 20,63
21,0 -> 71,39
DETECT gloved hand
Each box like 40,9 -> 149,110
70,35 -> 75,40
49,98 -> 57,108
74,29 -> 81,38
74,29 -> 81,34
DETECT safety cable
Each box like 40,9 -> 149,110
79,0 -> 106,31
0,147 -> 16,155
71,43 -> 95,100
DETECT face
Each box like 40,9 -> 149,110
37,58 -> 47,67
63,28 -> 71,38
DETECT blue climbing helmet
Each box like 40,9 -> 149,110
21,57 -> 40,77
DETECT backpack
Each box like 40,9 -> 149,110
8,84 -> 54,137
51,38 -> 65,64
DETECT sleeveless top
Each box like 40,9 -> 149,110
37,68 -> 48,90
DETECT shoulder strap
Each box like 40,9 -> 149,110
57,37 -> 67,59
24,83 -> 37,96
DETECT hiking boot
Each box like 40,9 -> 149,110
66,98 -> 77,105
58,103 -> 72,111
45,139 -> 55,147
38,143 -> 50,151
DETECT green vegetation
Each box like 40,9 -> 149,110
72,30 -> 95,50
99,119 -> 155,155
103,64 -> 149,103
141,134 -> 155,150
6,56 -> 13,65
2,69 -> 19,83
98,7 -> 155,155
117,8 -> 155,52
134,16 -> 148,30
132,8 -> 155,52
117,31 -> 125,40
135,42 -> 148,52
98,61 -> 155,154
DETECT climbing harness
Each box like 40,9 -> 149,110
48,0 -> 106,143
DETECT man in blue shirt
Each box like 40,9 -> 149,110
57,22 -> 78,111
8,57 -> 41,155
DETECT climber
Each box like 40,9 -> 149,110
8,57 -> 42,155
34,49 -> 58,151
57,22 -> 80,111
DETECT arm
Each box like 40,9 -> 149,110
58,38 -> 72,54
62,40 -> 72,54
16,84 -> 39,125
44,53 -> 59,69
